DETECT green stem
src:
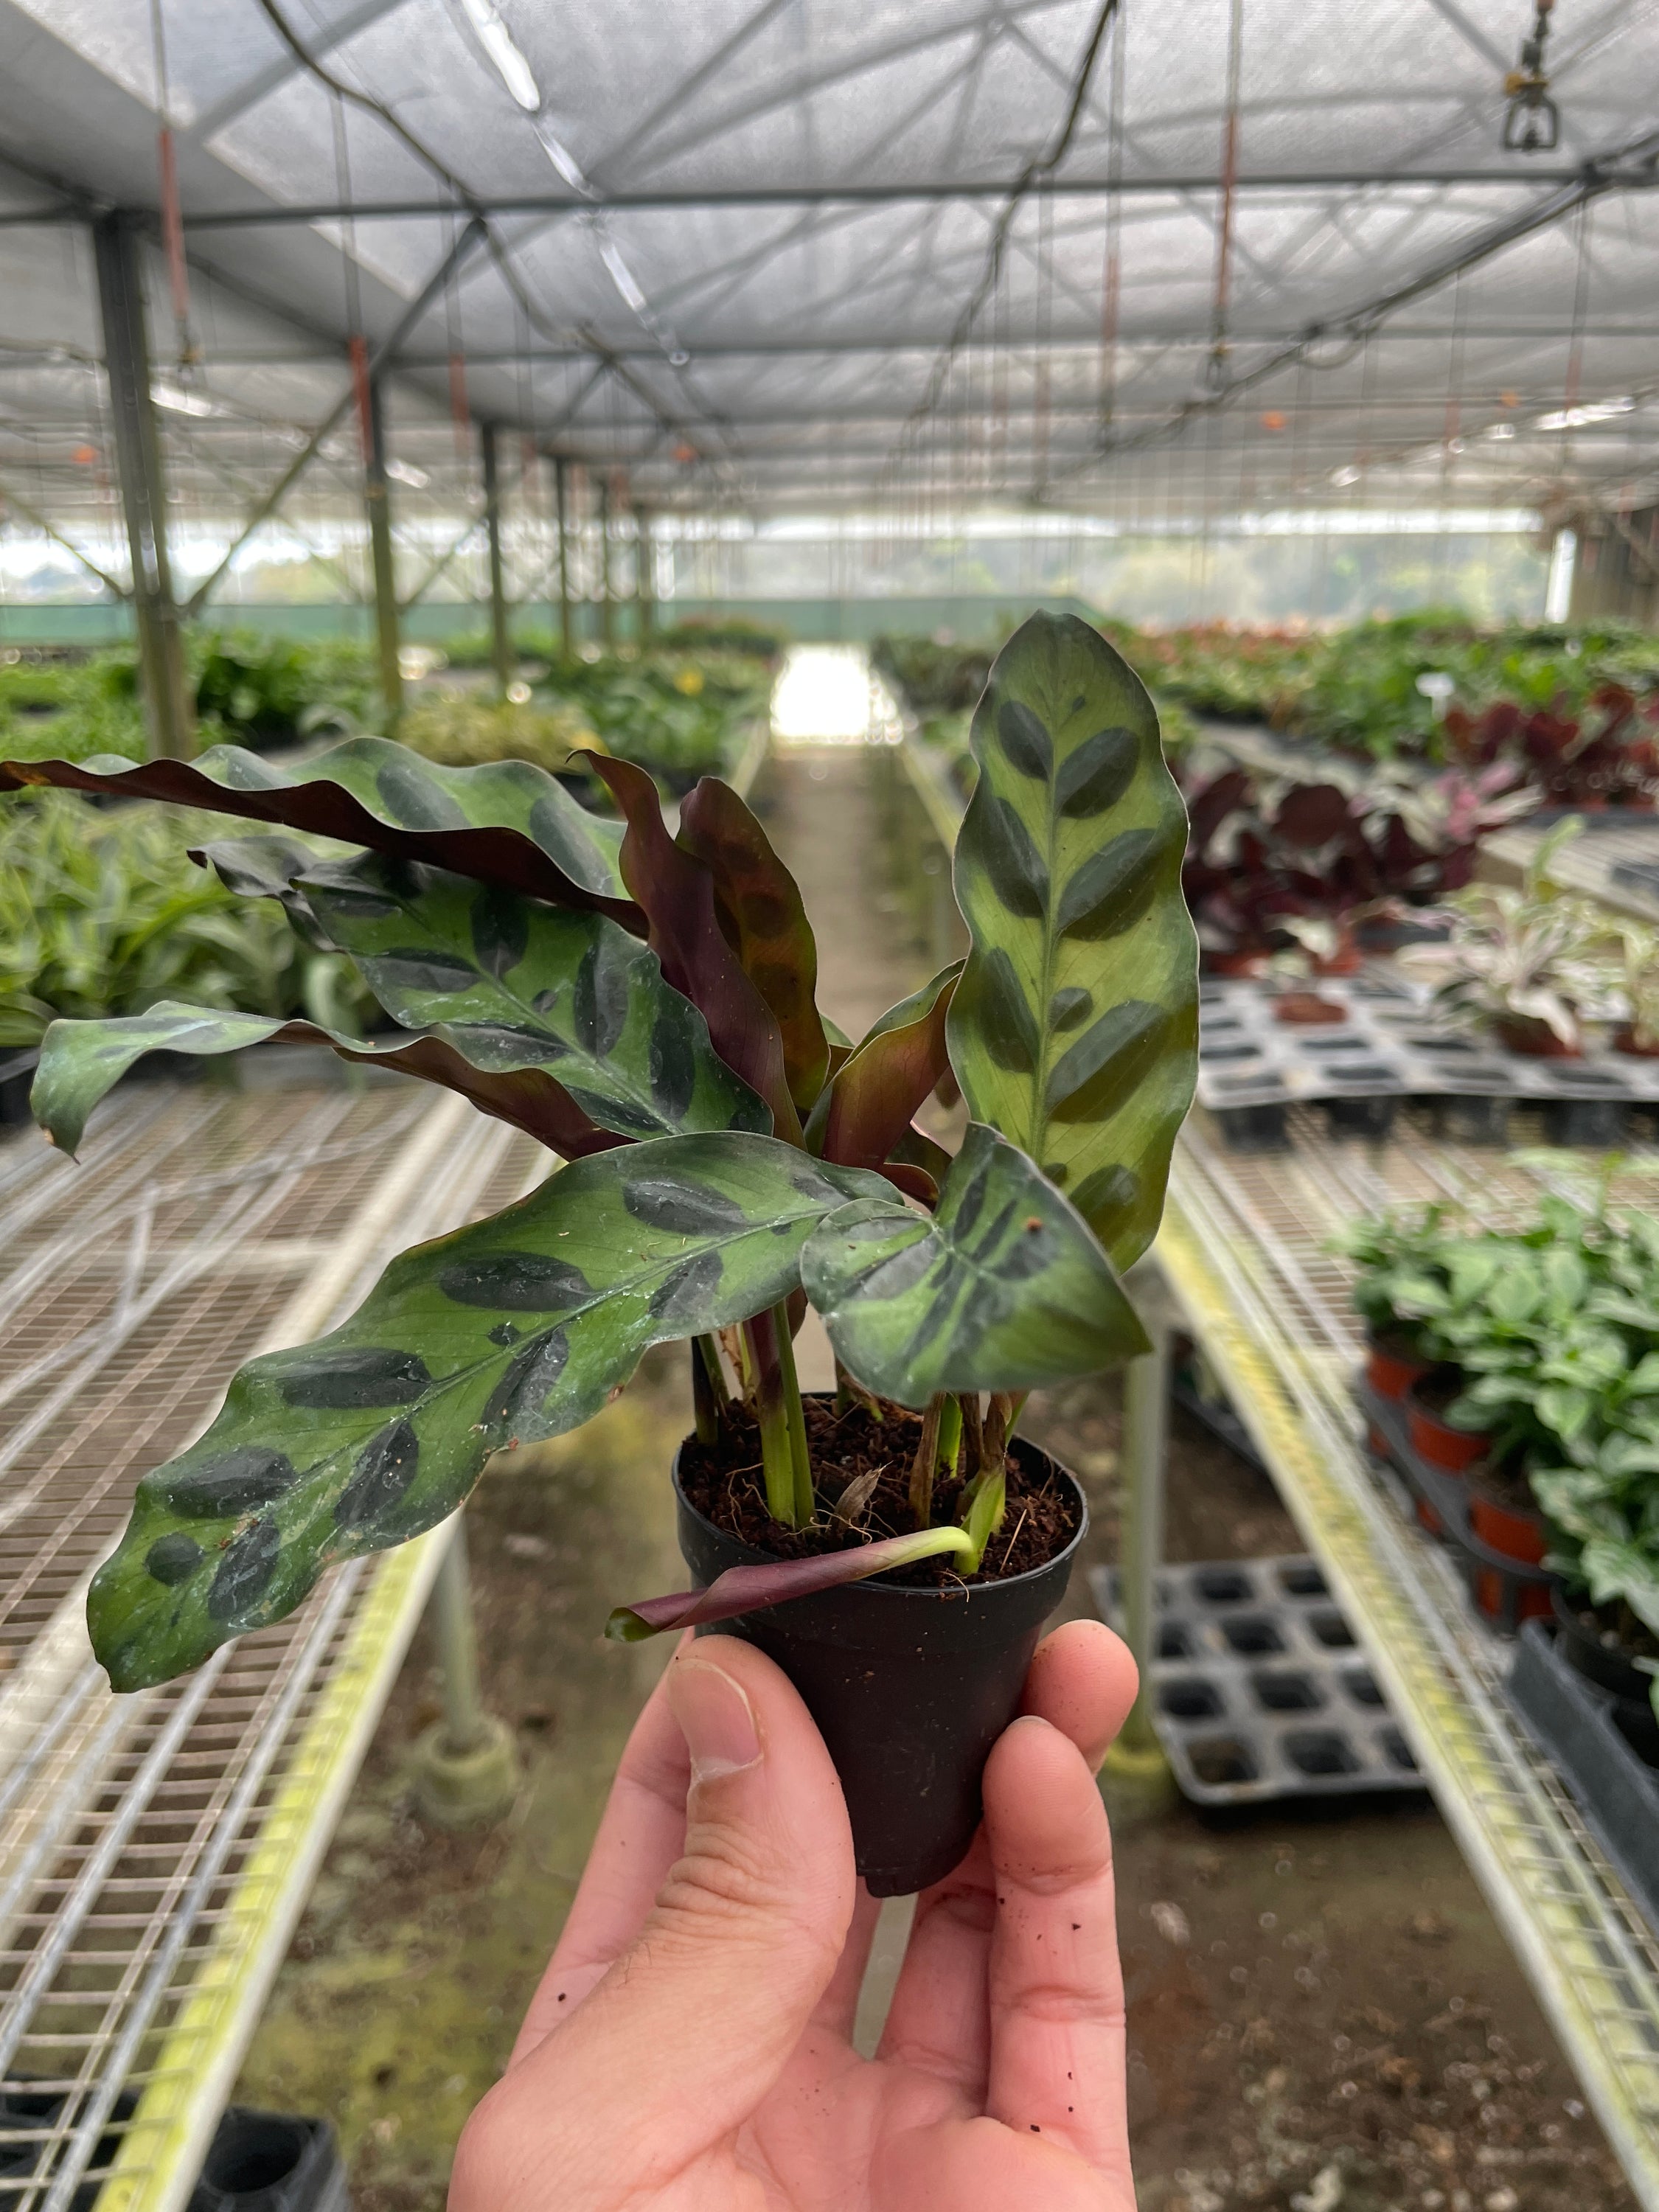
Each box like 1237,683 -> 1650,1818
835,1357 -> 883,1422
908,1395 -> 945,1528
935,1395 -> 963,1481
959,1467 -> 1006,1575
771,1301 -> 815,1526
746,1312 -> 800,1528
692,1339 -> 719,1447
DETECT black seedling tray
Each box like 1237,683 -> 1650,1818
1507,1623 -> 1659,1935
1198,973 -> 1659,1151
0,2092 -> 344,2212
1091,1556 -> 1424,1806
1360,1383 -> 1554,1636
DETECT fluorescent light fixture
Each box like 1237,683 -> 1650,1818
386,459 -> 431,489
533,119 -> 591,195
1535,395 -> 1636,431
1483,422 -> 1516,440
151,380 -> 215,417
598,237 -> 648,315
456,0 -> 540,111
1329,464 -> 1360,486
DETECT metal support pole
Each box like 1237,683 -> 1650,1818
91,212 -> 193,761
429,1520 -> 490,1756
480,422 -> 512,695
636,505 -> 654,643
363,376 -> 403,722
409,1517 -> 518,1829
1117,1310 -> 1171,1760
597,476 -> 614,652
553,456 -> 573,656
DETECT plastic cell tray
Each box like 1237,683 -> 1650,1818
1197,973 -> 1659,1150
1507,1623 -> 1659,1937
1360,1383 -> 1554,1635
1091,1556 -> 1425,1806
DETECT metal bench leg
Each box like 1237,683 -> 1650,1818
410,1518 -> 520,1828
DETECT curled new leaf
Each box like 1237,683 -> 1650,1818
806,961 -> 961,1172
87,1134 -> 892,1690
678,776 -> 830,1113
0,738 -> 638,924
801,1120 -> 1148,1408
585,753 -> 799,1139
945,613 -> 1198,1272
605,1525 -> 975,1641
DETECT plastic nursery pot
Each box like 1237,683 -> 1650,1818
1204,949 -> 1270,979
1272,990 -> 1346,1026
1615,1024 -> 1659,1060
1365,1329 -> 1433,1406
1405,1367 -> 1492,1474
1468,1466 -> 1553,1626
672,1433 -> 1087,1897
1492,1016 -> 1581,1060
1551,1585 -> 1659,1719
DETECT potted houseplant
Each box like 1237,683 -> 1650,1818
1400,820 -> 1616,1058
1,611 -> 1197,1896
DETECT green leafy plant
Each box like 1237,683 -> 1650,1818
0,791 -> 372,1048
1400,821 -> 1617,1051
3,611 -> 1197,1694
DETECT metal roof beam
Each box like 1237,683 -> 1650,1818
141,170 -> 1640,229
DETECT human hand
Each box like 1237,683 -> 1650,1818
451,1618 -> 1139,2211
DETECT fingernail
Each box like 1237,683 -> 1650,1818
669,1657 -> 761,1783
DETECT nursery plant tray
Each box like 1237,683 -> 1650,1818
1090,1556 -> 1424,1805
1197,971 -> 1659,1149
1508,1624 -> 1659,1938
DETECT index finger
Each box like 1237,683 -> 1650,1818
510,1656 -> 689,2063
982,1714 -> 1132,2187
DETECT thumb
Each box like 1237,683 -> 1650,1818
482,1639 -> 855,2187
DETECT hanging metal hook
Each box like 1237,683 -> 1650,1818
1502,0 -> 1560,152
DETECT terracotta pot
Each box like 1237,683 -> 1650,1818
1365,1329 -> 1433,1405
1273,990 -> 1346,1026
1311,922 -> 1363,977
1470,1469 -> 1554,1625
1405,1368 -> 1491,1472
1615,1024 -> 1659,1060
674,1425 -> 1086,1897
1206,949 -> 1270,978
1493,1016 -> 1581,1060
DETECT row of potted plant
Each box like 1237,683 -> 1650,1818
1109,611 -> 1659,788
1342,1190 -> 1659,1756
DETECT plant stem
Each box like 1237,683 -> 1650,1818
908,1394 -> 945,1528
835,1357 -> 883,1422
771,1300 -> 815,1526
959,1391 -> 984,1477
959,1466 -> 1006,1574
935,1395 -> 963,1481
692,1334 -> 731,1447
746,1312 -> 801,1528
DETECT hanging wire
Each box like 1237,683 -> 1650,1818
147,0 -> 196,367
1098,0 -> 1128,433
1206,0 -> 1245,392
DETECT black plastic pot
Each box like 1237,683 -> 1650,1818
1552,1585 -> 1659,1763
673,1428 -> 1087,1896
0,1048 -> 38,1127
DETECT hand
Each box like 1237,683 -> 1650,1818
451,1619 -> 1139,2211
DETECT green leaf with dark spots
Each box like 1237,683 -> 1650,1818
800,1121 -> 1148,1408
31,1002 -> 622,1162
293,851 -> 768,1144
88,1133 -> 892,1691
946,613 -> 1197,1271
1,737 -> 636,923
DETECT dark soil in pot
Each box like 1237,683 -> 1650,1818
675,1394 -> 1085,1896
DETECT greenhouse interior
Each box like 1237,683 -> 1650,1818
2,1 -> 1659,2208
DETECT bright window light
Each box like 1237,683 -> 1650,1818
1534,396 -> 1636,431
456,0 -> 540,111
151,380 -> 215,417
386,459 -> 431,489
